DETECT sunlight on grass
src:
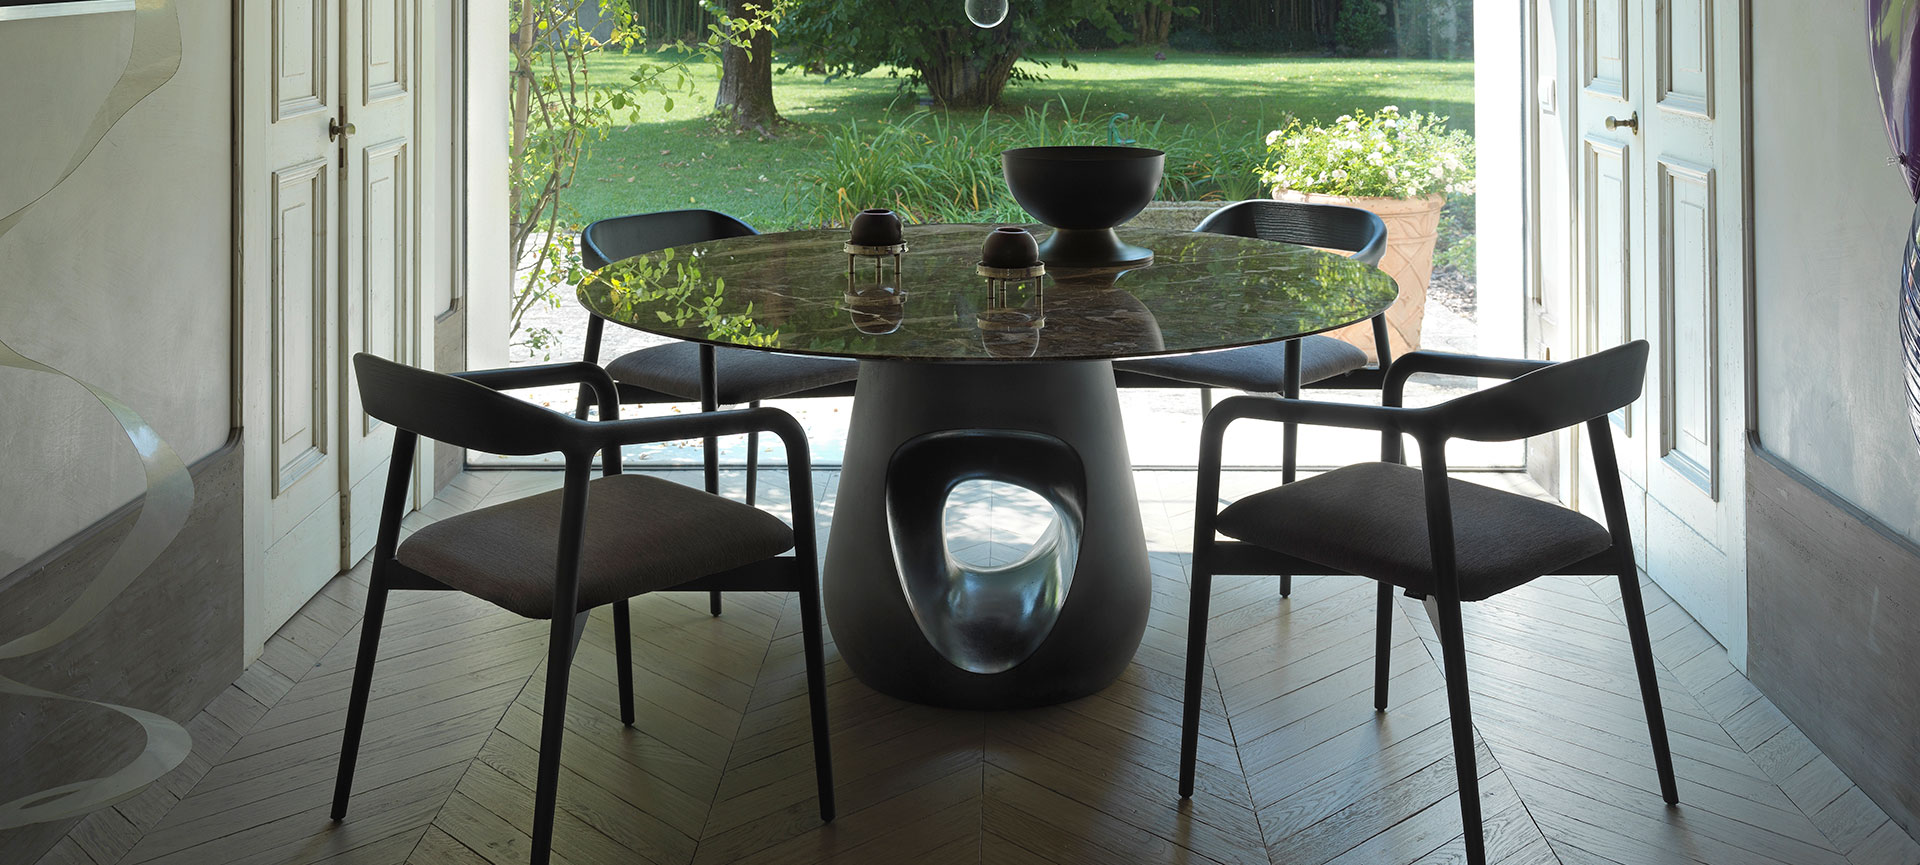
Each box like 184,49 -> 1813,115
561,46 -> 1472,231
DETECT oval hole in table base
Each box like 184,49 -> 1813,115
886,431 -> 1086,675
823,359 -> 1151,709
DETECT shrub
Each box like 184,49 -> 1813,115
1335,0 -> 1387,54
1257,105 -> 1475,199
785,100 -> 1268,228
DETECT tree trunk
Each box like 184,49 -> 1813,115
508,8 -> 537,250
920,29 -> 1021,108
714,0 -> 780,132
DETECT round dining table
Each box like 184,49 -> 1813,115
582,223 -> 1397,709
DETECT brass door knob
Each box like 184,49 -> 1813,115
1605,112 -> 1639,133
329,117 -> 355,141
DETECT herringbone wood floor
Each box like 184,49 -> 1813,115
37,468 -> 1920,865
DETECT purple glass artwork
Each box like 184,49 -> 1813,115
1871,0 -> 1920,198
1903,206 -> 1920,444
1870,0 -> 1920,443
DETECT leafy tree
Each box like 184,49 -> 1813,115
508,0 -> 773,356
1334,0 -> 1386,54
780,0 -> 1133,109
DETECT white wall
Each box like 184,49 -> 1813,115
466,0 -> 510,372
0,1 -> 232,574
1752,0 -> 1920,543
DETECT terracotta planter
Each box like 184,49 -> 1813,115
1272,189 -> 1446,362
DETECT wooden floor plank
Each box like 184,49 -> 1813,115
53,468 -> 1918,865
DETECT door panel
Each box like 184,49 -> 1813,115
361,0 -> 408,102
1585,0 -> 1629,98
1658,0 -> 1713,116
274,0 -> 328,120
1558,0 -> 1747,661
251,0 -> 345,638
339,0 -> 418,564
244,0 -> 431,647
270,159 -> 332,498
1657,159 -> 1716,497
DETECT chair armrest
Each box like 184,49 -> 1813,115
581,406 -> 809,466
454,362 -> 620,422
1383,351 -> 1554,407
1199,394 -> 1427,476
1206,394 -> 1424,437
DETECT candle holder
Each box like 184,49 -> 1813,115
846,208 -> 907,282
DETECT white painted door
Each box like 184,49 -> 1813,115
339,0 -> 418,564
1569,0 -> 1748,660
245,0 -> 348,638
241,0 -> 426,647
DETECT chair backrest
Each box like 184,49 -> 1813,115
1429,340 -> 1650,443
354,353 -> 576,456
579,209 -> 757,271
1193,199 -> 1388,267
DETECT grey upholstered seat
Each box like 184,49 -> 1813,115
1215,462 -> 1611,601
1118,335 -> 1368,393
605,341 -> 857,405
395,474 -> 794,619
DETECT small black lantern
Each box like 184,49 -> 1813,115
845,208 -> 907,282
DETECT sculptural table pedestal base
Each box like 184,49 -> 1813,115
822,360 -> 1152,709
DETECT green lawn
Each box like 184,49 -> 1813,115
560,47 -> 1473,231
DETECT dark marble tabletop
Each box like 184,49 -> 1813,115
579,224 -> 1398,363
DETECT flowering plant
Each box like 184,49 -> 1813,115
1257,106 -> 1476,200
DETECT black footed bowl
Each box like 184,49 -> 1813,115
1001,145 -> 1164,267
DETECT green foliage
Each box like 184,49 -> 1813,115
507,0 -> 778,357
1434,194 -> 1476,273
1257,106 -> 1474,200
1335,0 -> 1387,53
778,0 -> 1132,107
552,50 -> 1474,231
783,100 -> 1268,229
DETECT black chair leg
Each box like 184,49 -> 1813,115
331,575 -> 391,820
613,600 -> 635,726
1618,569 -> 1680,804
745,400 -> 762,507
700,348 -> 723,618
1374,582 -> 1394,711
1278,340 -> 1303,599
1433,597 -> 1486,865
529,613 -> 579,865
1199,386 -> 1214,416
797,576 -> 836,821
1178,568 -> 1214,798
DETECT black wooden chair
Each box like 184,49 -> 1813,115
1116,198 -> 1394,596
332,354 -> 835,865
579,210 -> 859,615
1176,341 -> 1675,865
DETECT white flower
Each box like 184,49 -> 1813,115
1383,119 -> 1398,128
1336,115 -> 1352,123
1366,151 -> 1384,166
1346,120 -> 1361,131
1387,167 -> 1398,181
1331,169 -> 1349,180
1382,105 -> 1399,113
1380,143 -> 1393,153
1429,166 -> 1445,178
1266,130 -> 1283,146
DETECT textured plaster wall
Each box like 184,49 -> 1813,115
1752,0 -> 1920,542
0,1 -> 232,572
